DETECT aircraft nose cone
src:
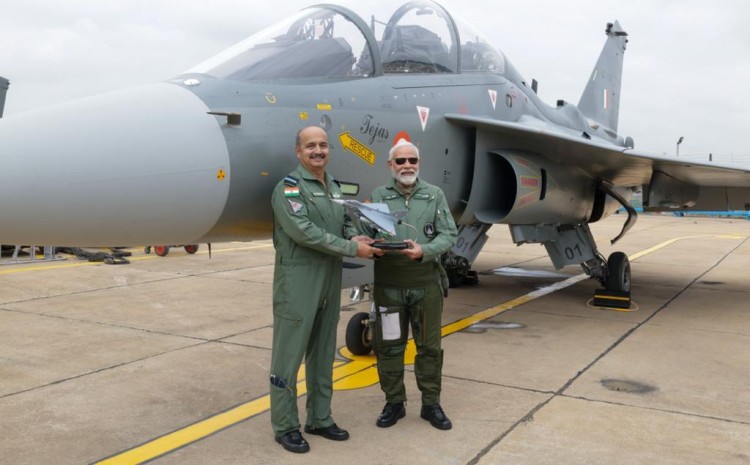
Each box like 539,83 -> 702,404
0,83 -> 230,246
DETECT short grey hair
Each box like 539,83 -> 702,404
388,139 -> 420,161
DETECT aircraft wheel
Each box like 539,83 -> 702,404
447,267 -> 465,288
345,312 -> 372,356
184,244 -> 199,254
605,251 -> 630,292
445,256 -> 470,288
154,245 -> 170,257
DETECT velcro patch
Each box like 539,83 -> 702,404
284,186 -> 300,197
288,200 -> 304,213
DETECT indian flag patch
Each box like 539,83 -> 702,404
284,186 -> 300,197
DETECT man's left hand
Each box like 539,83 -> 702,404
401,239 -> 423,260
351,235 -> 375,244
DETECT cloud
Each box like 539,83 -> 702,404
1,0 -> 748,161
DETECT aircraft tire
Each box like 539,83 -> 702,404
184,244 -> 199,254
447,268 -> 465,288
445,255 -> 470,288
345,311 -> 372,356
154,245 -> 170,257
605,251 -> 630,292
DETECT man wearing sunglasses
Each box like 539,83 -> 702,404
364,138 -> 458,431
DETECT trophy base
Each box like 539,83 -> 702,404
373,241 -> 409,250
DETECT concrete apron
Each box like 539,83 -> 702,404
0,214 -> 748,464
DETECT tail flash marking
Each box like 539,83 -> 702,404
578,21 -> 628,132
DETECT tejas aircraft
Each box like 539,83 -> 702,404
2,1 -> 750,298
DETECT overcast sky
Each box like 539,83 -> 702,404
1,0 -> 748,163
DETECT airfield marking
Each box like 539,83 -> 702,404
0,244 -> 272,275
94,274 -> 590,464
339,131 -> 376,165
89,232 -> 745,464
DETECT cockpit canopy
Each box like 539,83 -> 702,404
188,0 -> 505,80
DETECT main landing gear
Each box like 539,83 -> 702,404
511,219 -> 633,306
510,181 -> 637,301
604,251 -> 630,292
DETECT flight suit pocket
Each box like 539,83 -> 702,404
375,305 -> 405,348
275,311 -> 302,324
272,269 -> 303,324
378,306 -> 401,341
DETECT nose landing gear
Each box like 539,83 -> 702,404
345,310 -> 373,356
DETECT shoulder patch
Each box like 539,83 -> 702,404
284,186 -> 300,197
283,175 -> 299,187
287,199 -> 304,213
283,175 -> 300,196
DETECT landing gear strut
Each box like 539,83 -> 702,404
442,223 -> 490,288
511,218 -> 633,307
443,254 -> 471,287
345,310 -> 373,356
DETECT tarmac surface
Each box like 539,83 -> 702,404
1,214 -> 749,465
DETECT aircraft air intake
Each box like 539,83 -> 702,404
460,148 -> 595,226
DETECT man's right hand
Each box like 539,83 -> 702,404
355,241 -> 384,258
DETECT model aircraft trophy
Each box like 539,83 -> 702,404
334,200 -> 412,250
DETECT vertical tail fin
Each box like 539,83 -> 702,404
0,76 -> 9,118
577,21 -> 628,132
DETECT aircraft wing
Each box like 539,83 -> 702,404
445,113 -> 750,190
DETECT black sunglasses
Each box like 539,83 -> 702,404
392,157 -> 419,165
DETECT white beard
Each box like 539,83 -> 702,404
392,168 -> 419,186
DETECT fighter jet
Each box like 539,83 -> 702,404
334,199 -> 407,238
2,0 -> 749,298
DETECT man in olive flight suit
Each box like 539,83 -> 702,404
270,126 -> 383,453
365,139 -> 458,430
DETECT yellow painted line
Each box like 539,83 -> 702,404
96,361 -> 376,464
628,237 -> 683,260
626,233 -> 741,261
0,244 -> 272,275
593,294 -> 630,301
191,244 -> 273,255
94,275 -> 592,464
96,395 -> 273,465
93,232 -> 747,464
